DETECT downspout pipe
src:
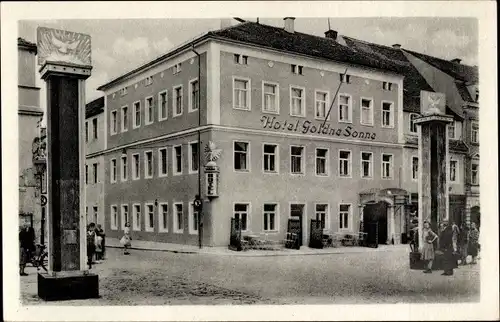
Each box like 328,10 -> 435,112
191,44 -> 203,249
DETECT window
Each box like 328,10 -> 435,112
120,87 -> 127,96
173,145 -> 183,175
234,203 -> 249,231
121,106 -> 128,132
263,82 -> 279,113
233,78 -> 250,110
340,74 -> 351,83
361,152 -> 373,178
145,76 -> 153,86
110,110 -> 117,134
85,164 -> 88,184
110,159 -> 117,183
471,164 -> 479,185
291,64 -> 303,75
111,205 -> 118,230
189,142 -> 199,174
121,205 -> 128,230
145,96 -> 154,125
409,113 -> 419,134
290,146 -> 304,174
173,63 -> 182,74
189,79 -> 199,112
471,121 -> 479,144
290,86 -> 305,117
412,157 -> 418,180
263,144 -> 278,173
383,82 -> 393,90
173,85 -> 183,116
234,141 -> 249,171
263,204 -> 277,232
448,121 -> 456,139
315,204 -> 328,230
338,94 -> 352,123
132,204 -> 141,231
85,122 -> 89,142
234,54 -> 248,65
144,151 -> 153,178
382,101 -> 394,128
158,203 -> 168,232
92,118 -> 98,139
316,148 -> 329,176
158,90 -> 168,121
174,203 -> 184,233
158,148 -> 168,177
449,159 -> 458,182
145,203 -> 154,232
382,154 -> 393,179
315,91 -> 329,120
132,153 -> 140,180
121,155 -> 127,181
189,203 -> 199,235
360,98 -> 373,125
339,204 -> 350,230
339,150 -> 351,177
92,163 -> 98,183
133,101 -> 141,128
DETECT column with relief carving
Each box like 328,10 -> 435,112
36,27 -> 99,300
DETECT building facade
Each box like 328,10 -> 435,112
93,18 -> 478,247
85,97 -> 106,228
18,37 -> 44,242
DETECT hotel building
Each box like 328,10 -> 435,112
90,18 -> 476,247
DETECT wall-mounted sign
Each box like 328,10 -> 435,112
37,27 -> 92,67
261,116 -> 377,140
420,90 -> 446,116
205,167 -> 220,198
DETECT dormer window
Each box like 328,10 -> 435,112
291,64 -> 303,75
173,63 -> 182,75
340,74 -> 351,83
120,87 -> 128,96
145,76 -> 153,86
383,82 -> 393,90
234,54 -> 248,65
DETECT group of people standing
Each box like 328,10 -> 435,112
86,222 -> 106,269
421,220 -> 480,275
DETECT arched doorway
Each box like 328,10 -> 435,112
470,206 -> 480,228
363,201 -> 389,245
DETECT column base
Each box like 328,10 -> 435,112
37,271 -> 99,301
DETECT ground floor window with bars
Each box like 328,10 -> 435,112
234,203 -> 248,231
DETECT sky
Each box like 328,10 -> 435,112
18,17 -> 478,114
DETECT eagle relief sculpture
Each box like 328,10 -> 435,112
421,92 -> 446,116
204,141 -> 222,166
37,27 -> 92,67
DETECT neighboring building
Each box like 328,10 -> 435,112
85,97 -> 106,229
18,37 -> 44,242
96,18 -> 409,247
402,50 -> 479,227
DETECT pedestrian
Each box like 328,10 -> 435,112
421,220 -> 438,273
94,232 -> 103,262
95,224 -> 106,260
438,220 -> 457,276
120,222 -> 132,255
468,222 -> 480,265
458,223 -> 469,265
87,223 -> 96,269
19,221 -> 35,276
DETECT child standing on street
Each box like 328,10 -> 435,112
120,222 -> 132,255
86,223 -> 96,269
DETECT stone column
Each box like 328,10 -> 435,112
387,205 -> 396,244
36,27 -> 98,300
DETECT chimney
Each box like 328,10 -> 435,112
451,58 -> 462,64
284,17 -> 295,33
392,44 -> 401,49
325,29 -> 338,40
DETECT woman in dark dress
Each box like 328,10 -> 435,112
438,220 -> 458,276
468,222 -> 480,264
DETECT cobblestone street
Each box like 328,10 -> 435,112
21,246 -> 480,305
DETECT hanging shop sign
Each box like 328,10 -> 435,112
260,116 -> 377,140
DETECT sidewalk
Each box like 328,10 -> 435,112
105,237 -> 409,257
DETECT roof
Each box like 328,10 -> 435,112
18,37 -> 37,53
86,96 -> 104,118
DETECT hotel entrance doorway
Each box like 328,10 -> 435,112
363,201 -> 388,245
290,204 -> 304,247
